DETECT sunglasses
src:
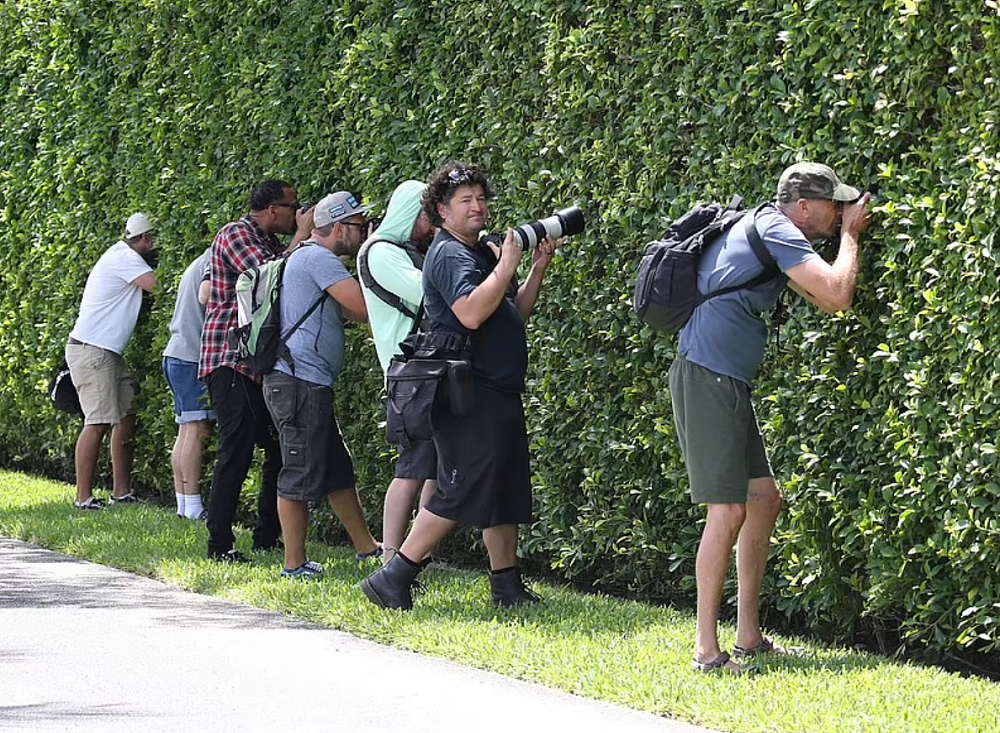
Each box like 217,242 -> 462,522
272,201 -> 301,211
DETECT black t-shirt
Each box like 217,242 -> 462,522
422,230 -> 527,393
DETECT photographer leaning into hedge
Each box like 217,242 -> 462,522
672,162 -> 873,674
66,213 -> 156,510
361,161 -> 566,610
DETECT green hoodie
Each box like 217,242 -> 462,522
358,180 -> 427,374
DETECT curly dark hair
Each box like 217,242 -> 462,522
249,179 -> 293,212
421,161 -> 495,227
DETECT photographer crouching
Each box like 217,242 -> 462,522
361,161 -> 570,610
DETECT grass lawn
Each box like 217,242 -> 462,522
1,469 -> 997,733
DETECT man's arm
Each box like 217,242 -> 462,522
785,194 -> 872,314
450,230 -> 522,330
326,279 -> 368,323
197,279 -> 211,305
514,235 -> 562,320
133,272 -> 156,293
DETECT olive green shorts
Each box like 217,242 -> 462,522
668,354 -> 772,505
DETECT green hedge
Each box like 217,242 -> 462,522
2,0 -> 998,660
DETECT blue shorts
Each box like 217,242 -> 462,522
163,357 -> 215,424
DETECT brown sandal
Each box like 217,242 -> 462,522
691,652 -> 755,675
733,636 -> 789,660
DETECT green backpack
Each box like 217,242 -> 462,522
230,246 -> 325,374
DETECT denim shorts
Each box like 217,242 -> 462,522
262,371 -> 356,503
162,357 -> 215,424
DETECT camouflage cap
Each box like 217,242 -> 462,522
776,162 -> 861,203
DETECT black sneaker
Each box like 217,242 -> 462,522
356,544 -> 384,562
74,498 -> 105,511
207,549 -> 250,564
280,561 -> 324,580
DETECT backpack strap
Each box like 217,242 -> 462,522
698,205 -> 781,304
358,237 -> 424,320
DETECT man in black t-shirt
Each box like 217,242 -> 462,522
361,161 -> 566,611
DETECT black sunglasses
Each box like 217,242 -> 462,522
272,201 -> 301,211
338,221 -> 367,229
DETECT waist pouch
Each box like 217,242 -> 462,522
385,358 -> 475,446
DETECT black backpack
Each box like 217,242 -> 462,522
358,237 -> 427,322
632,197 -> 780,333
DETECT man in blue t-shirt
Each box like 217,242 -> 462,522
672,162 -> 873,673
361,162 -> 567,610
262,191 -> 381,579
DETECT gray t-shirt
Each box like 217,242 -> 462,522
273,244 -> 352,387
163,248 -> 211,363
679,206 -> 820,384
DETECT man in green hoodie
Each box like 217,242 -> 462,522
357,180 -> 438,564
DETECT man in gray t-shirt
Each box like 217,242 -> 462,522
670,162 -> 873,674
261,191 -> 381,579
163,247 -> 215,520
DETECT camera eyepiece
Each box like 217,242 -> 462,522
511,206 -> 586,251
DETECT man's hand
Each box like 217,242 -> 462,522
497,228 -> 523,277
295,206 -> 314,238
841,192 -> 873,238
531,234 -> 567,269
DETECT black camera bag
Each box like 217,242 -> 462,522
385,330 -> 473,446
49,359 -> 82,415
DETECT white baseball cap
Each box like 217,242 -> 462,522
125,212 -> 153,238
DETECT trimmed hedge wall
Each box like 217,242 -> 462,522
2,0 -> 999,659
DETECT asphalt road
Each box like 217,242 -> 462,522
0,537 -> 713,733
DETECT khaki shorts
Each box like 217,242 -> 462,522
65,342 -> 136,425
668,354 -> 772,504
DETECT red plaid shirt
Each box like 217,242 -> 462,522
198,216 -> 285,381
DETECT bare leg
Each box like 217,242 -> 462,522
695,503 -> 746,663
399,508 -> 455,562
483,523 -> 519,570
327,488 -> 379,555
110,414 -> 136,498
382,477 -> 424,561
75,424 -> 110,503
735,477 -> 783,649
278,497 -> 309,569
176,421 -> 210,495
170,428 -> 186,496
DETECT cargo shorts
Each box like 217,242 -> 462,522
668,354 -> 772,504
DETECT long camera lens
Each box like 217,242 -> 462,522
511,206 -> 586,251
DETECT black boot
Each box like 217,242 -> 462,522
360,554 -> 423,610
490,566 -> 541,608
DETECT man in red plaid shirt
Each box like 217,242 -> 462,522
199,179 -> 313,562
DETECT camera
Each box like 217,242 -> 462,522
509,206 -> 586,251
368,216 -> 383,232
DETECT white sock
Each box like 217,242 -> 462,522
176,493 -> 185,516
184,494 -> 204,519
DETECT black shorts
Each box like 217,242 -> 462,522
426,386 -> 531,529
394,439 -> 437,480
262,371 -> 355,503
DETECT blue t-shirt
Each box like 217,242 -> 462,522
274,244 -> 352,387
423,230 -> 527,393
679,206 -> 820,384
